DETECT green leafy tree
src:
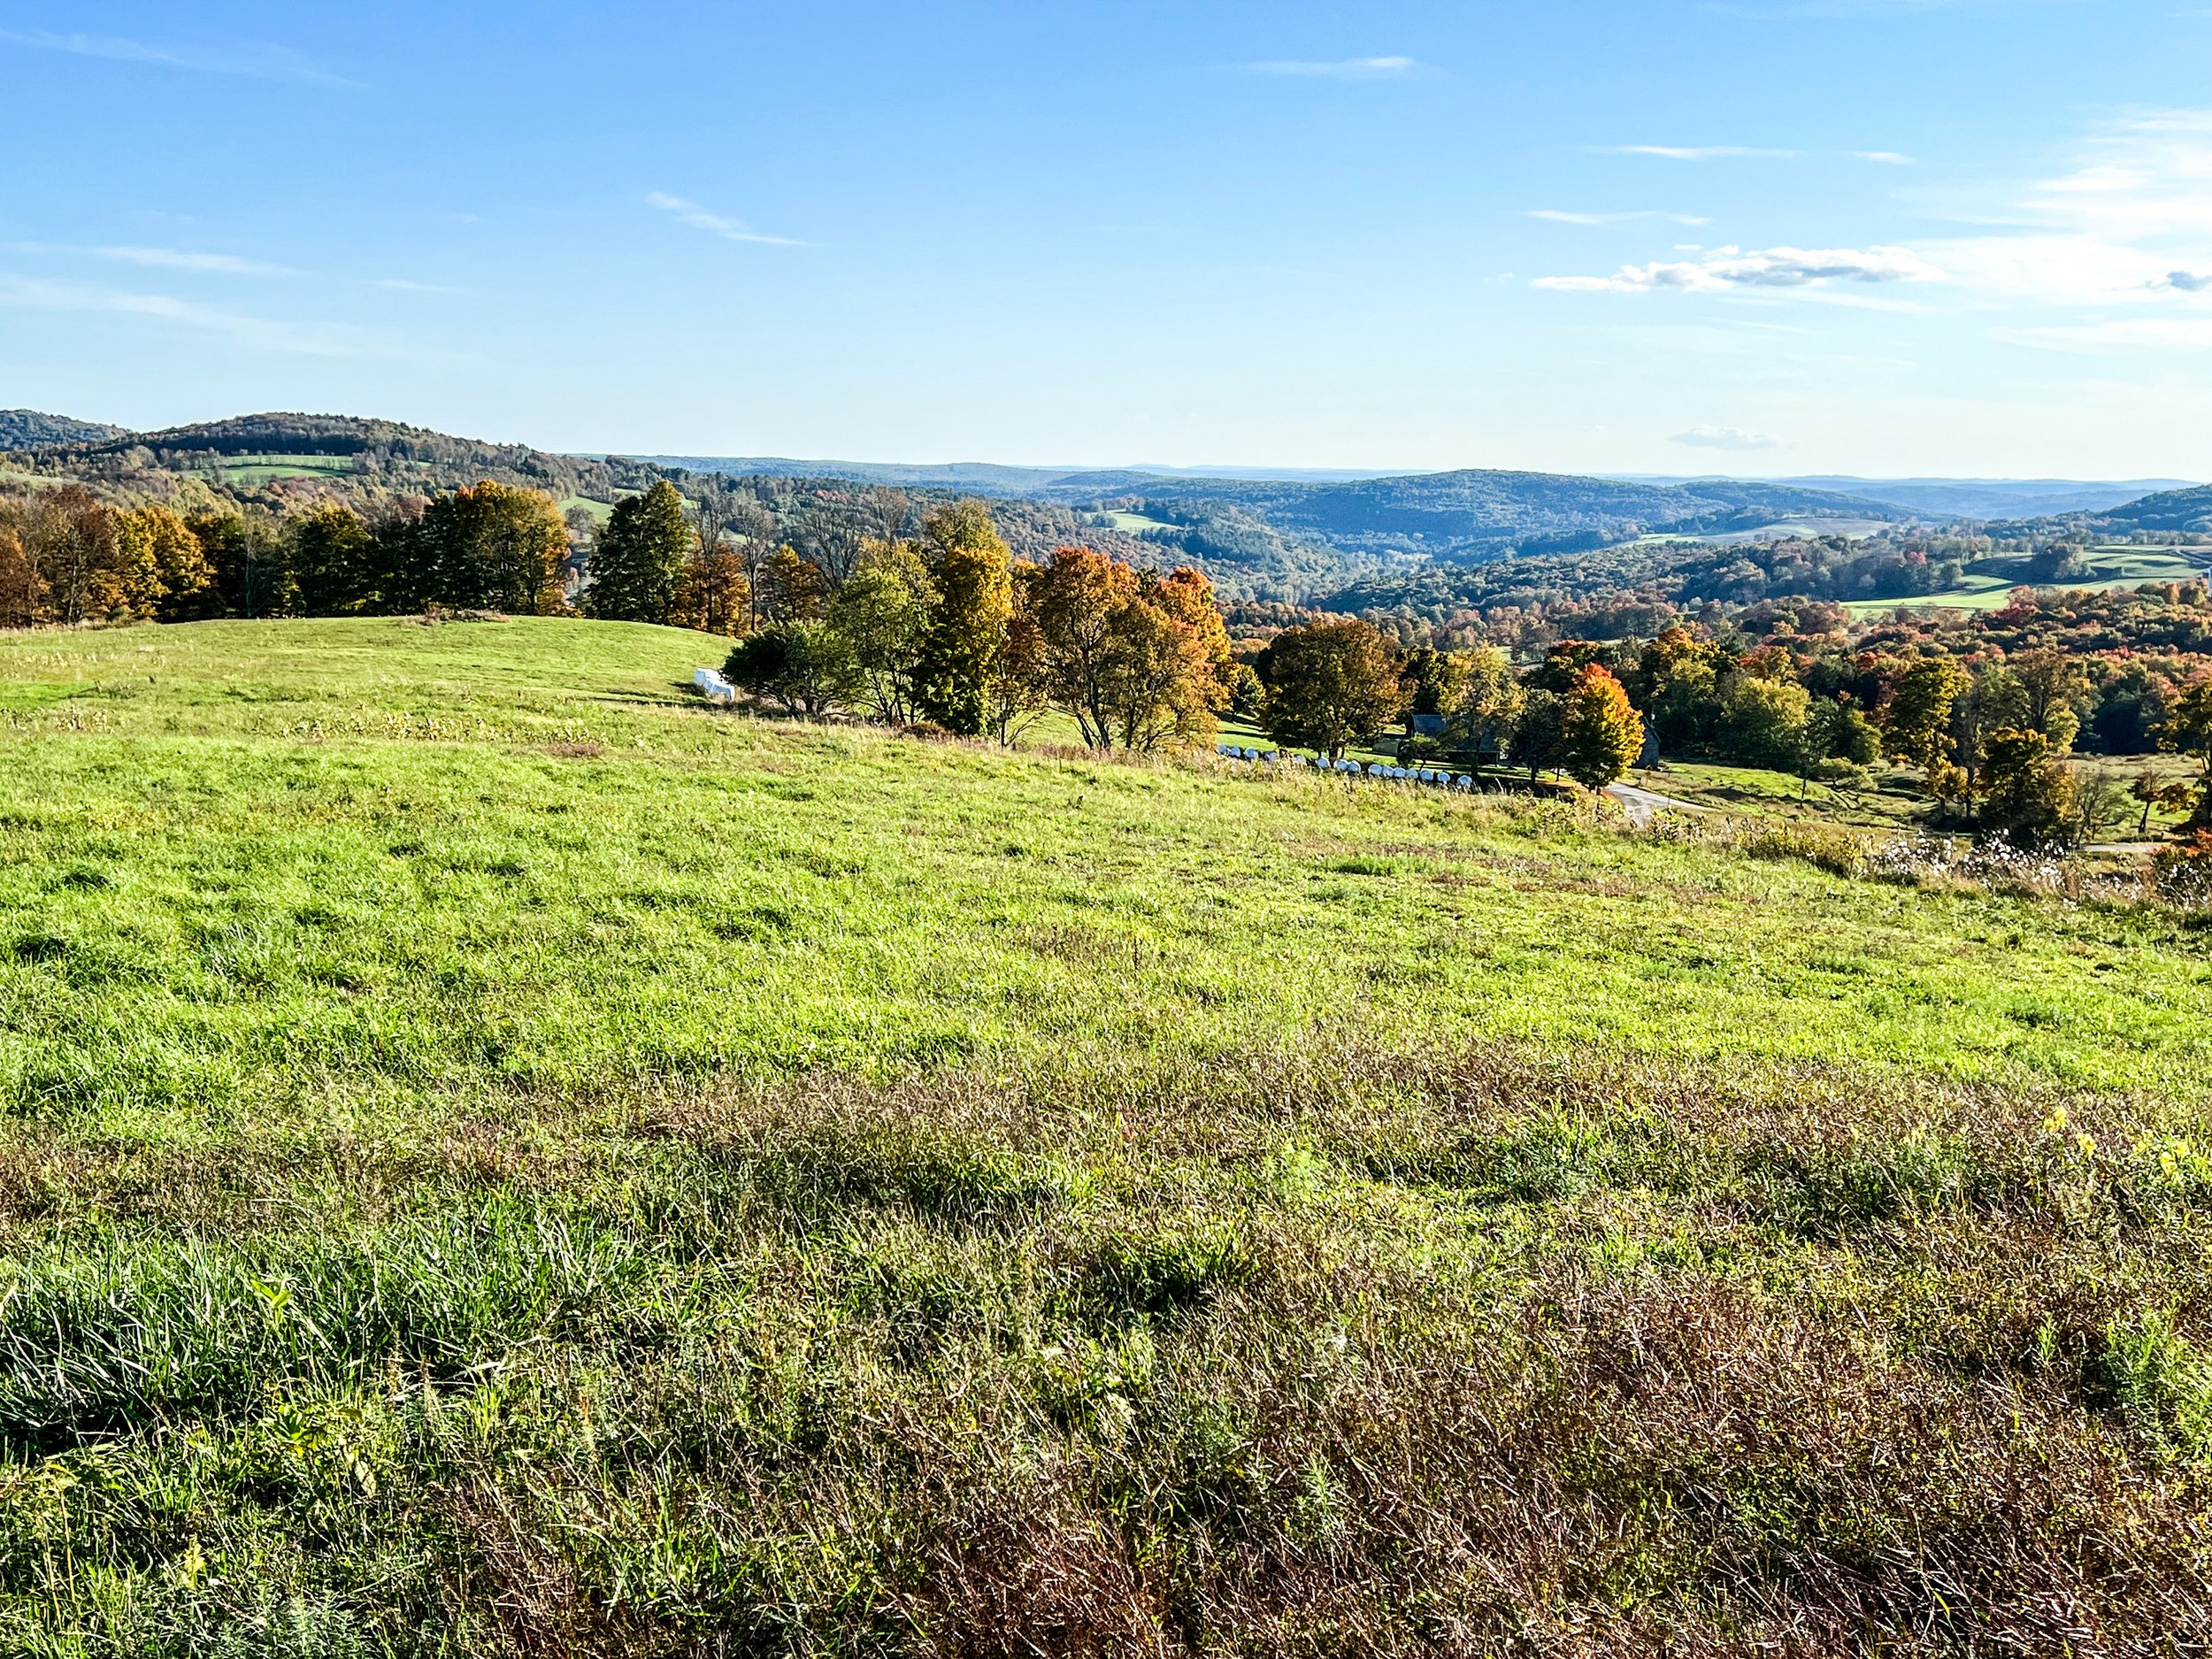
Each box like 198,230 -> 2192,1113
1513,688 -> 1567,783
1397,645 -> 1471,741
914,502 -> 1013,736
1558,664 -> 1644,789
1256,618 -> 1406,760
1716,671 -> 1810,769
2131,768 -> 2195,835
1782,700 -> 1876,801
586,480 -> 690,624
2091,664 -> 2170,755
1631,626 -> 1724,758
2070,769 -> 2127,848
422,481 -> 569,614
1806,697 -> 1882,767
1444,646 -> 1523,769
724,622 -> 860,718
1948,664 -> 2029,820
1980,727 -> 2079,849
287,501 -> 375,615
826,542 -> 933,726
1529,640 -> 1619,695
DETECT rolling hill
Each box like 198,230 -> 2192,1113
7,408 -> 2202,614
1631,474 -> 2199,520
0,409 -> 127,450
1082,469 -> 1908,559
2093,482 -> 2212,535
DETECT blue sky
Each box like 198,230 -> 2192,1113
4,0 -> 2210,477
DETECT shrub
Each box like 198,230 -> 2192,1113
724,621 -> 859,718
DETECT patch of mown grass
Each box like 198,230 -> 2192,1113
0,619 -> 2208,1652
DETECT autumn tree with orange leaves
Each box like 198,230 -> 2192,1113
1024,546 -> 1233,751
1558,664 -> 1645,789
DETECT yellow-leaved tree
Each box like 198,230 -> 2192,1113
1558,664 -> 1644,789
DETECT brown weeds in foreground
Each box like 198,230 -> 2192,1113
6,1041 -> 2210,1654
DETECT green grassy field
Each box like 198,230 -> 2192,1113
183,456 -> 362,486
3,618 -> 2210,1654
1638,756 -> 2197,841
1841,546 -> 2212,619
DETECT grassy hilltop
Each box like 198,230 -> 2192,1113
2,618 -> 2210,1653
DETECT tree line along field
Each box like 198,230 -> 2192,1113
3,617 -> 2212,1654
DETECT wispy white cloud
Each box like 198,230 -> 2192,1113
13,241 -> 449,294
1535,243 -> 1944,291
1851,150 -> 1916,165
1920,111 -> 2212,305
93,245 -> 302,277
1245,56 -> 1419,80
1673,425 -> 1793,450
647,192 -> 804,247
0,28 -> 354,85
1530,209 -> 1711,227
0,273 -> 441,359
12,241 -> 298,276
1615,144 -> 1799,160
1542,107 -> 2212,350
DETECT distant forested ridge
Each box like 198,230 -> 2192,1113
640,452 -> 1915,597
6,406 -> 2208,626
1076,470 -> 1904,560
0,409 -> 128,450
19,412 -> 660,506
2093,484 -> 2212,536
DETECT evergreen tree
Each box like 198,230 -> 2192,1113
584,480 -> 690,623
186,510 -> 294,619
